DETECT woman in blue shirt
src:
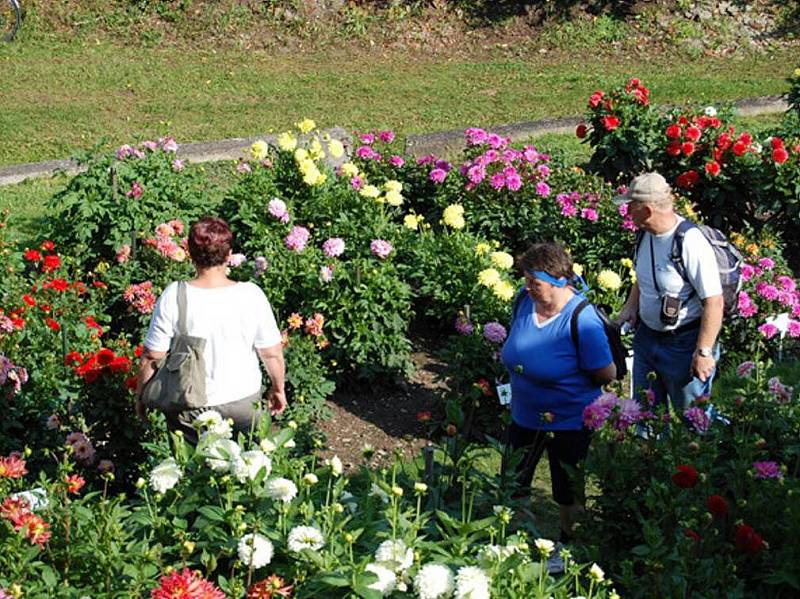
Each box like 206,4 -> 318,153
501,242 -> 616,544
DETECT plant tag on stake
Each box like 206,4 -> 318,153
496,384 -> 512,406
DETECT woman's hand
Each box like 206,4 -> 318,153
268,388 -> 288,416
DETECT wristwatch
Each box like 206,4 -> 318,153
695,347 -> 713,358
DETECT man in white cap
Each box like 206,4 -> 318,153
616,172 -> 723,413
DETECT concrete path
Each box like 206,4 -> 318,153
0,95 -> 787,187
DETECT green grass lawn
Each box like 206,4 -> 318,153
0,39 -> 795,167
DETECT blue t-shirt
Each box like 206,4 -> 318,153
500,292 -> 613,431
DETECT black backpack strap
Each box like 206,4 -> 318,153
570,299 -> 590,361
671,220 -> 697,281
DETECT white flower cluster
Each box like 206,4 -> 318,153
266,477 -> 298,503
454,566 -> 490,599
237,532 -> 273,569
287,525 -> 325,552
149,458 -> 182,493
414,564 -> 455,599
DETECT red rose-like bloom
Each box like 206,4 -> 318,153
666,124 -> 682,139
705,161 -> 721,177
770,137 -> 784,149
95,348 -> 116,367
732,141 -> 748,156
588,91 -> 604,108
247,575 -> 294,598
671,464 -> 699,488
602,115 -> 620,131
666,141 -> 682,157
576,123 -> 588,138
716,133 -> 732,151
676,170 -> 700,189
40,240 -> 55,252
738,132 -> 753,145
65,474 -> 85,494
707,494 -> 729,517
23,249 -> 41,262
125,376 -> 139,391
735,524 -> 764,554
22,295 -> 36,307
416,411 -> 432,423
684,529 -> 701,542
42,255 -> 61,272
772,147 -> 789,164
685,126 -> 702,142
45,317 -> 61,331
151,568 -> 226,599
681,141 -> 695,156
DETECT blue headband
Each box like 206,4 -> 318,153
527,270 -> 568,287
526,270 -> 590,294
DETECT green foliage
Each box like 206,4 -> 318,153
45,142 -> 213,271
581,361 -> 800,598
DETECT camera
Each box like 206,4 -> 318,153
660,293 -> 682,326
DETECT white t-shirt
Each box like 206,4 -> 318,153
636,217 -> 723,331
144,281 -> 282,407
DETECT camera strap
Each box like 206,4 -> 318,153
649,236 -> 662,295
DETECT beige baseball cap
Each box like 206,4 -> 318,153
613,172 -> 672,205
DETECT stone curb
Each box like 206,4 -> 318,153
0,96 -> 788,187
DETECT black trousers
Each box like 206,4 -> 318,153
507,421 -> 591,505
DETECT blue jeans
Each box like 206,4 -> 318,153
632,323 -> 719,413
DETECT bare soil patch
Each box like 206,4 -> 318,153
316,338 -> 448,471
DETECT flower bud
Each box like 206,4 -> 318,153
344,532 -> 354,544
414,482 -> 428,494
288,420 -> 298,430
391,485 -> 404,497
183,540 -> 195,554
135,477 -> 146,489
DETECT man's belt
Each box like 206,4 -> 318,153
641,319 -> 701,338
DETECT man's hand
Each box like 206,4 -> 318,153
692,353 -> 716,382
617,303 -> 638,328
268,389 -> 287,416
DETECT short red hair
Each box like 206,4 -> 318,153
188,217 -> 233,269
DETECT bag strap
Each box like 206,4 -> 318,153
177,281 -> 188,336
570,299 -> 590,361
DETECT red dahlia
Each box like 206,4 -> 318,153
671,464 -> 699,488
707,494 -> 729,517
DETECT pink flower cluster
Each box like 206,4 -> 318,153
116,137 -> 178,161
268,198 -> 290,223
322,237 -> 345,258
483,321 -> 507,344
66,431 -> 96,465
285,226 -> 310,253
555,191 -> 601,221
458,129 -> 551,194
228,253 -> 246,267
736,360 -> 756,378
684,406 -> 710,433
617,199 -> 637,231
428,160 -> 453,184
370,239 -> 393,259
123,281 -> 157,314
768,376 -> 793,403
0,354 -> 28,397
737,256 -> 800,338
753,460 -> 783,479
454,315 -> 473,336
583,392 -> 650,431
353,130 -> 396,163
126,181 -> 144,200
151,568 -> 225,599
143,220 -> 187,262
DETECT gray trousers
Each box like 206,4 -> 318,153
164,390 -> 264,446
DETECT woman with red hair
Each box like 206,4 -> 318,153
135,216 -> 286,442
